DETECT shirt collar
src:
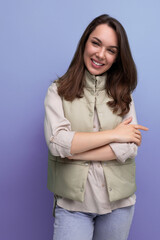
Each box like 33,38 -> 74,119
84,69 -> 107,91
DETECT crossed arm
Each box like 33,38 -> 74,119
69,117 -> 148,161
44,83 -> 148,163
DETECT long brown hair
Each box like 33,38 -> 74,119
57,14 -> 137,116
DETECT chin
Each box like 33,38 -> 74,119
88,68 -> 105,76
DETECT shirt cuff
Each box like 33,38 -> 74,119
109,142 -> 138,163
49,130 -> 75,158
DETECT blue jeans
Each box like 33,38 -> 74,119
53,205 -> 135,240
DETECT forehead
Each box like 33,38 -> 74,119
89,24 -> 118,46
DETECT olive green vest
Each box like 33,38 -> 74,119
47,70 -> 136,202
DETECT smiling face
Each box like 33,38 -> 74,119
83,24 -> 118,75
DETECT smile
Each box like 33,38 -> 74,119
91,59 -> 104,66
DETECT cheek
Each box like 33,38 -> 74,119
85,43 -> 95,56
84,48 -> 93,65
107,55 -> 117,65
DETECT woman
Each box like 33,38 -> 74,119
44,14 -> 148,240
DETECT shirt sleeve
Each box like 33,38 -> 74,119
109,97 -> 138,163
44,82 -> 75,158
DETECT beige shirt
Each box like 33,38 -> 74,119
44,82 -> 138,214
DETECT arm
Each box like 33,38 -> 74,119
44,85 -> 147,158
109,97 -> 139,163
44,82 -> 75,158
44,83 -> 116,157
70,116 -> 148,154
69,145 -> 117,161
70,97 -> 148,162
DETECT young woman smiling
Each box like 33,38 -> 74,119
44,14 -> 148,240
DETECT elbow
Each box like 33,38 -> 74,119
48,142 -> 72,158
117,143 -> 138,164
129,143 -> 138,159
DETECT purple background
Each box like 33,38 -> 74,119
0,0 -> 159,239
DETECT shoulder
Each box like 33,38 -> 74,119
130,94 -> 136,109
46,80 -> 61,96
122,94 -> 137,123
44,80 -> 62,104
48,81 -> 57,91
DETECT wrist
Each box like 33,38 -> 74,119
105,129 -> 115,143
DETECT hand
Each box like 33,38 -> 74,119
112,117 -> 148,146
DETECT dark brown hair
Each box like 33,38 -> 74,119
57,14 -> 137,116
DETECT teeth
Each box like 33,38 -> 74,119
92,60 -> 103,66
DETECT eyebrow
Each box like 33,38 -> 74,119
92,37 -> 118,49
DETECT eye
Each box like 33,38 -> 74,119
108,49 -> 116,54
91,41 -> 100,46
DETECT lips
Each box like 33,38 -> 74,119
91,58 -> 105,68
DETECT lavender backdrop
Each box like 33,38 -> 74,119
0,0 -> 159,239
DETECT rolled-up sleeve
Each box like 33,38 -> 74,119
44,82 -> 75,158
109,97 -> 138,163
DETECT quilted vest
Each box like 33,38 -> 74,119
47,70 -> 136,202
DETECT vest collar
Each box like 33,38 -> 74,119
84,69 -> 107,91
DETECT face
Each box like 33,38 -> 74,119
83,24 -> 118,75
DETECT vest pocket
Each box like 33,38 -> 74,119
47,158 -> 89,202
102,159 -> 136,202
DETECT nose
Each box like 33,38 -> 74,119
96,47 -> 105,59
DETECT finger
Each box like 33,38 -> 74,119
135,132 -> 142,145
135,129 -> 141,135
123,117 -> 133,125
134,125 -> 149,131
137,140 -> 141,146
134,137 -> 141,146
135,133 -> 141,140
132,138 -> 140,146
